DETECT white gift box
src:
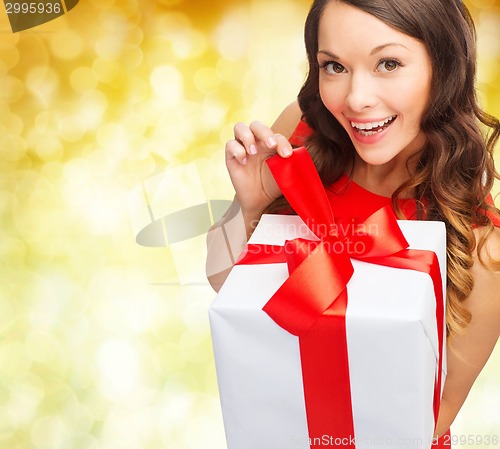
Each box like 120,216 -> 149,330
209,214 -> 447,449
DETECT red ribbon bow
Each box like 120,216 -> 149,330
236,147 -> 445,447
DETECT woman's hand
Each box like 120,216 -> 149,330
225,120 -> 293,218
207,103 -> 301,291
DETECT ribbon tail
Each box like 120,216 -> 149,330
300,288 -> 356,448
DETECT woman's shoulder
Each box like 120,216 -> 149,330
275,102 -> 316,148
467,225 -> 500,336
473,223 -> 500,264
271,101 -> 303,140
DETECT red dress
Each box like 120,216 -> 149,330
288,120 -> 500,448
289,120 -> 500,227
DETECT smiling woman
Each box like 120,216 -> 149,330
207,0 -> 500,447
316,1 -> 433,173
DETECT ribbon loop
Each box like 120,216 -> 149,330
263,244 -> 353,336
284,238 -> 320,274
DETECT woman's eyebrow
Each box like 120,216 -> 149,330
317,43 -> 410,59
370,42 -> 410,55
317,50 -> 339,59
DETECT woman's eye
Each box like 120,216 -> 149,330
377,59 -> 401,73
321,61 -> 346,74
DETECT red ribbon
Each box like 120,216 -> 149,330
236,147 -> 444,447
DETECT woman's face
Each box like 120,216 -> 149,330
317,1 -> 433,167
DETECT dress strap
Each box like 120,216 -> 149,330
289,120 -> 314,147
484,194 -> 500,227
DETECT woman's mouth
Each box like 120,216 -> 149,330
350,115 -> 397,136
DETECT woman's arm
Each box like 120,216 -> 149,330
206,101 -> 302,292
434,227 -> 500,437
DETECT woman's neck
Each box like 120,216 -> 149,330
351,154 -> 419,198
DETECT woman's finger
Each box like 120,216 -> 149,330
273,133 -> 293,158
249,121 -> 293,157
225,139 -> 248,165
233,122 -> 257,155
249,120 -> 277,149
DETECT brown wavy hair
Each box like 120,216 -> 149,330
267,0 -> 500,336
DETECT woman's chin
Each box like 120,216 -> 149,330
354,152 -> 394,167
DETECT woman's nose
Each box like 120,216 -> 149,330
345,73 -> 378,112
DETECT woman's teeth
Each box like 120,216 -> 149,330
351,115 -> 397,136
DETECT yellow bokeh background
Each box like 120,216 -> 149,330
0,1 -> 498,448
